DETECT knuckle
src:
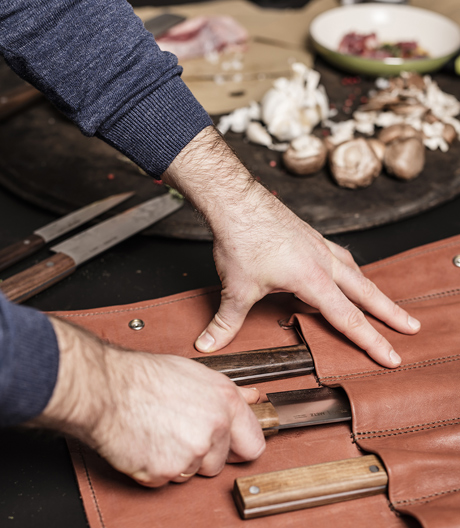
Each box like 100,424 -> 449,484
371,332 -> 389,351
359,278 -> 377,301
346,308 -> 367,331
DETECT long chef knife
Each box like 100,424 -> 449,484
192,344 -> 314,385
0,192 -> 134,272
0,193 -> 183,303
234,454 -> 388,519
251,386 -> 351,436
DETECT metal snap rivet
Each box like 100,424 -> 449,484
453,255 -> 460,268
23,239 -> 30,245
249,486 -> 260,495
128,319 -> 145,331
369,465 -> 380,473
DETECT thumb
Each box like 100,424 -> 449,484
195,291 -> 252,353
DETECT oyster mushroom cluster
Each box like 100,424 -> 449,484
217,62 -> 334,151
325,72 -> 460,187
217,66 -> 460,188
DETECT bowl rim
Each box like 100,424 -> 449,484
310,3 -> 460,64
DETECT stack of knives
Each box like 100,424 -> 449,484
195,345 -> 388,520
0,192 -> 183,302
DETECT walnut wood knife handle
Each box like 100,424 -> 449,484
0,253 -> 76,303
0,234 -> 45,272
192,344 -> 314,385
233,454 -> 388,519
0,84 -> 42,120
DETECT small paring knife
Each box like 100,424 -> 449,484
0,193 -> 183,303
0,192 -> 134,272
251,386 -> 351,436
233,454 -> 388,519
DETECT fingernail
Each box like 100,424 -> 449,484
408,316 -> 421,331
132,471 -> 150,483
389,349 -> 401,366
196,331 -> 215,353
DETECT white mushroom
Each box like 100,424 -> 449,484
245,121 -> 273,147
329,138 -> 381,189
282,135 -> 327,176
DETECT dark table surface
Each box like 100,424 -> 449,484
1,0 -> 460,523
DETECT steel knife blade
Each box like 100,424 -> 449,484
251,387 -> 351,435
0,193 -> 183,303
0,192 -> 134,272
144,13 -> 186,36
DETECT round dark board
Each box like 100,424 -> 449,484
1,58 -> 459,240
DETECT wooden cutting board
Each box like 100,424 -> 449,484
135,0 -> 337,114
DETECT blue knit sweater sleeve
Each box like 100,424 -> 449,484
0,0 -> 213,176
0,0 -> 213,426
0,293 -> 59,426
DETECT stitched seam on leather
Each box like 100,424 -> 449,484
77,440 -> 106,528
395,288 -> 460,305
53,288 -> 221,318
353,419 -> 460,439
363,240 -> 460,272
355,417 -> 460,435
394,487 -> 460,505
319,354 -> 460,382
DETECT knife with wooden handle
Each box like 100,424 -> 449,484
0,194 -> 183,303
233,454 -> 388,519
192,344 -> 314,385
0,192 -> 133,272
251,386 -> 351,436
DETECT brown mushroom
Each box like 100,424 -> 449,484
383,137 -> 425,180
402,72 -> 426,91
367,138 -> 386,161
423,111 -> 439,124
329,138 -> 381,189
357,91 -> 401,112
442,123 -> 457,145
378,124 -> 423,144
387,102 -> 427,118
283,135 -> 327,176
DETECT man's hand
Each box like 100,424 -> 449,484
28,317 -> 265,487
162,126 -> 421,369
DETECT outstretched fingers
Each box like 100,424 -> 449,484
335,264 -> 421,336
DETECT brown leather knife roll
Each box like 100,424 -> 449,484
50,234 -> 460,528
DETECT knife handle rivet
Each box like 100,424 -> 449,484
249,486 -> 260,495
23,239 -> 31,245
453,255 -> 460,268
369,465 -> 380,473
128,319 -> 145,331
46,261 -> 55,267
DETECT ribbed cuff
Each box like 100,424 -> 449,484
97,75 -> 213,178
0,298 -> 59,427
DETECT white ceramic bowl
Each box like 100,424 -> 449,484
310,4 -> 460,76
